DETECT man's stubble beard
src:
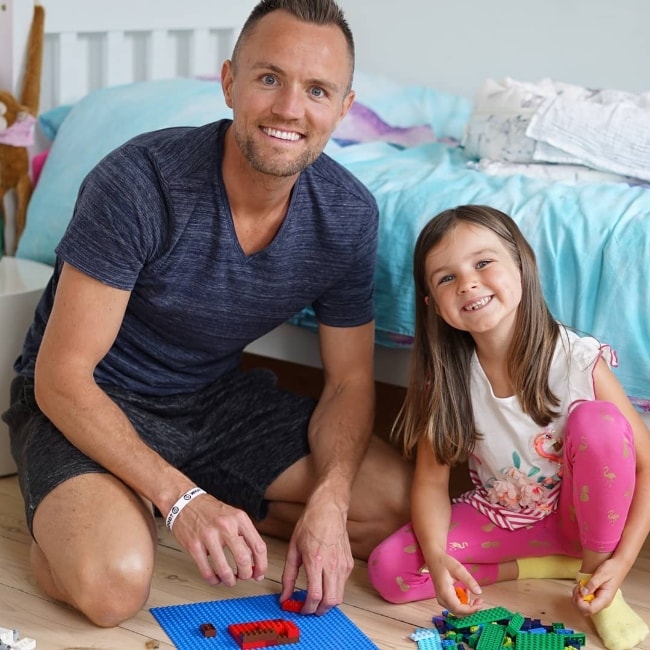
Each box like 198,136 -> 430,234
235,129 -> 321,178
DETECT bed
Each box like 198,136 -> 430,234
1,0 -> 649,413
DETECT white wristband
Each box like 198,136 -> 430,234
165,487 -> 206,531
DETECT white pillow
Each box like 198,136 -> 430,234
18,78 -> 231,265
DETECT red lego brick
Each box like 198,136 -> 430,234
280,599 -> 303,613
227,618 -> 300,649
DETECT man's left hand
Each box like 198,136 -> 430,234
280,493 -> 354,615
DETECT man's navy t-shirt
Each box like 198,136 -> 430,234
15,120 -> 379,395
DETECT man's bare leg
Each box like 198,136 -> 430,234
259,435 -> 413,559
31,472 -> 158,627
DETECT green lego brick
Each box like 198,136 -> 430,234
505,612 -> 525,637
561,632 -> 587,646
467,630 -> 482,648
446,607 -> 514,630
516,632 -> 565,650
476,623 -> 506,649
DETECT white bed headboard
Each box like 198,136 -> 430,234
4,0 -> 648,114
1,0 -> 249,113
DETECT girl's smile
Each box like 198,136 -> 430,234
463,295 -> 493,311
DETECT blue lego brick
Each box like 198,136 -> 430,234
415,632 -> 443,650
522,618 -> 543,631
150,591 -> 379,649
433,618 -> 448,634
410,628 -> 441,641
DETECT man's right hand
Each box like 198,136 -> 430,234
170,493 -> 268,586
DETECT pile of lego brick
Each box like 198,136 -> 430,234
409,606 -> 586,649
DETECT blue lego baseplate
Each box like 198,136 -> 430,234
150,591 -> 380,649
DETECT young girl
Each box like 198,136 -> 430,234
368,205 -> 650,650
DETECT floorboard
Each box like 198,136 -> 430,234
1,357 -> 648,648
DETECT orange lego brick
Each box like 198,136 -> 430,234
454,585 -> 469,604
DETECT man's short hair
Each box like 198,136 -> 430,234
232,0 -> 355,88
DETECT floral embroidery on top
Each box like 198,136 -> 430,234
483,428 -> 563,512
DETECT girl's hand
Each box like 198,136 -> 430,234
572,557 -> 627,615
431,555 -> 483,616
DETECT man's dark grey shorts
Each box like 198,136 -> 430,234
3,368 -> 315,534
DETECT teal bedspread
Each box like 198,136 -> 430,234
21,73 -> 650,404
293,73 -> 650,405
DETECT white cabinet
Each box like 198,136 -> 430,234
0,257 -> 53,476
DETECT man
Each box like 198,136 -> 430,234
2,0 -> 412,627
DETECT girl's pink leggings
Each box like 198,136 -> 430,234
368,401 -> 636,603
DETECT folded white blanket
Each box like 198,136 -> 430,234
528,88 -> 650,181
463,78 -> 650,182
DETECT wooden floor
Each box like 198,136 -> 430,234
0,356 -> 648,649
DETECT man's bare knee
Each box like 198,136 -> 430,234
33,541 -> 154,627
31,474 -> 157,626
76,554 -> 153,627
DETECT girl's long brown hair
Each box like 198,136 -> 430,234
394,205 -> 560,465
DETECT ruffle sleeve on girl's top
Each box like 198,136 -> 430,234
561,328 -> 617,404
568,330 -> 617,371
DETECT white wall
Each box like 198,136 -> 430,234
338,0 -> 649,99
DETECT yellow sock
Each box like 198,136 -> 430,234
516,555 -> 581,580
577,572 -> 649,650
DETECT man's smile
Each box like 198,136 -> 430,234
262,126 -> 302,141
